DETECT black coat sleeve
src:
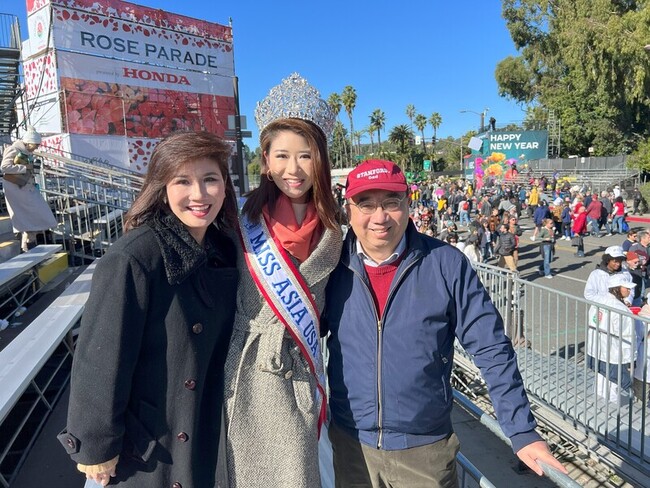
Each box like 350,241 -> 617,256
62,250 -> 150,465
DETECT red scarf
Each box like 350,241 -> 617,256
262,195 -> 323,263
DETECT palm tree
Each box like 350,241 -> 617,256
366,124 -> 375,154
405,104 -> 416,132
388,124 -> 413,156
341,86 -> 357,161
428,112 -> 442,145
414,114 -> 428,152
327,92 -> 342,167
327,93 -> 342,118
369,109 -> 386,147
353,129 -> 365,158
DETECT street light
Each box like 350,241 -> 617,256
460,108 -> 490,132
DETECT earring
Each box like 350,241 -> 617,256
266,172 -> 274,182
163,196 -> 168,204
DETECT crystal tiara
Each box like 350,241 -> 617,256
254,73 -> 336,140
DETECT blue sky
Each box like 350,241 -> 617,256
3,0 -> 527,149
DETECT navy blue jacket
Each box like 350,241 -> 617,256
323,221 -> 540,452
533,205 -> 550,225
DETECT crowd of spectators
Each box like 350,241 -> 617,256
334,171 -> 642,280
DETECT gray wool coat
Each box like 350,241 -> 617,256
223,223 -> 342,487
59,214 -> 238,488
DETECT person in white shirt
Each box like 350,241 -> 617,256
587,273 -> 636,402
584,246 -> 626,302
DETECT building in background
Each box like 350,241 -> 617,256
20,0 -> 235,172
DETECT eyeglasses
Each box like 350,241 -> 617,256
348,196 -> 406,214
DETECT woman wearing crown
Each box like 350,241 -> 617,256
223,74 -> 343,486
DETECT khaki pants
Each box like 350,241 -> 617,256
329,421 -> 460,488
498,255 -> 517,272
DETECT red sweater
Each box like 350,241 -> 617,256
364,258 -> 402,318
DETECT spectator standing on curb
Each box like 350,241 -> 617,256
495,223 -> 517,272
560,200 -> 572,240
1,128 -> 57,252
585,194 -> 603,237
531,200 -> 550,241
612,196 -> 626,235
508,215 -> 523,268
528,185 -> 539,218
323,160 -> 567,487
601,191 -> 614,236
538,218 -> 556,278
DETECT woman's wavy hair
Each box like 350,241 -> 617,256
124,131 -> 238,232
242,118 -> 340,230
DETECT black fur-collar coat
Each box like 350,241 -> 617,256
59,213 -> 238,487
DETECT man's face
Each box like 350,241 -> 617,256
642,234 -> 650,247
347,190 -> 409,262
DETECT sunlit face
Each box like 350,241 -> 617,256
620,286 -> 631,298
165,158 -> 226,244
607,258 -> 623,273
264,130 -> 314,203
347,190 -> 409,263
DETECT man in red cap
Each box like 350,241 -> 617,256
323,159 -> 566,487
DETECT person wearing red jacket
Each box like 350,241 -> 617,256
572,206 -> 588,257
585,194 -> 604,237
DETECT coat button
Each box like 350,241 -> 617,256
192,323 -> 203,334
284,370 -> 293,379
184,379 -> 196,390
172,483 -> 182,488
177,432 -> 188,442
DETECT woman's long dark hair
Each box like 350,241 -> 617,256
242,118 -> 340,230
124,131 -> 238,232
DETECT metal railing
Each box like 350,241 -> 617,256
32,150 -> 143,262
457,261 -> 650,486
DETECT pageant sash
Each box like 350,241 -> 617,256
238,214 -> 327,435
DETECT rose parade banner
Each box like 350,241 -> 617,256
24,0 -> 235,171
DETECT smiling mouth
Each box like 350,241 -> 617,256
284,179 -> 304,188
188,204 -> 211,216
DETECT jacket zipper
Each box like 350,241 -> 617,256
351,256 -> 420,450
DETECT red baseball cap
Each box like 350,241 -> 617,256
344,160 -> 408,199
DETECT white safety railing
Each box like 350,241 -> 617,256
459,261 -> 650,486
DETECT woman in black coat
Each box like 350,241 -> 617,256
58,131 -> 239,487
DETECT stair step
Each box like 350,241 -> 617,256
0,239 -> 20,263
0,216 -> 13,235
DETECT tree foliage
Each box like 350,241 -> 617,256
496,0 -> 650,156
369,109 -> 386,146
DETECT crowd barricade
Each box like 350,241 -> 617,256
459,261 -> 650,485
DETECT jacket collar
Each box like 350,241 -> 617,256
148,213 -> 214,285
